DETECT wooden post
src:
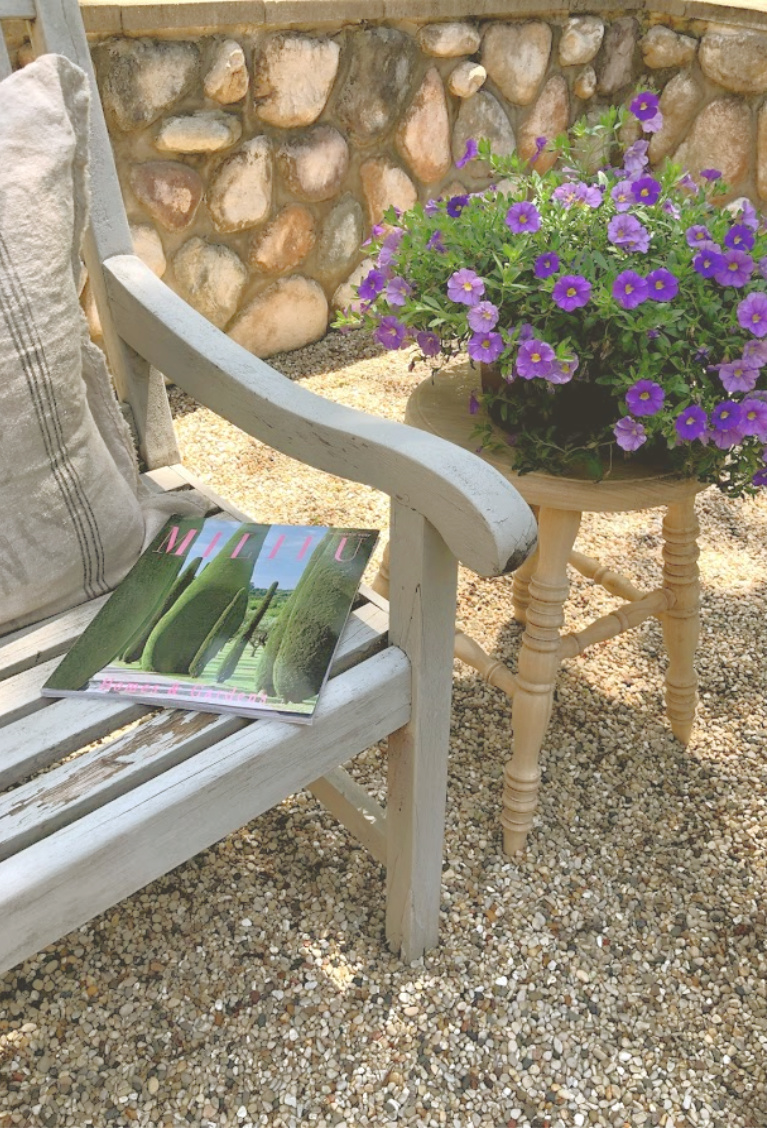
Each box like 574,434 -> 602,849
385,500 -> 457,961
511,545 -> 540,624
511,505 -> 539,623
661,499 -> 700,745
502,507 -> 581,854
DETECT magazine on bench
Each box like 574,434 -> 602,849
43,515 -> 378,723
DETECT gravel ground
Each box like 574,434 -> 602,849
1,331 -> 766,1128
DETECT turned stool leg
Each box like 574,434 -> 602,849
502,508 -> 581,854
512,545 -> 540,624
370,539 -> 391,600
511,505 -> 540,624
661,499 -> 700,745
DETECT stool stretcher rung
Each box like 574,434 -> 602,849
559,587 -> 675,660
569,550 -> 646,603
454,630 -> 517,699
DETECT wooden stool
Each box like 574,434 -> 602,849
376,365 -> 707,855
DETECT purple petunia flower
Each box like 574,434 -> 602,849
744,338 -> 767,366
630,92 -> 660,122
362,223 -> 385,247
608,214 -> 650,253
623,139 -> 650,178
730,197 -> 762,227
446,194 -> 470,218
358,268 -> 388,302
534,252 -> 560,279
753,467 -> 767,487
518,323 -> 535,341
386,276 -> 412,307
468,331 -> 504,364
506,201 -> 541,234
626,379 -> 665,416
694,346 -> 711,363
711,400 -> 745,433
759,256 -> 767,281
424,199 -> 440,217
647,328 -> 661,340
426,229 -> 447,254
662,199 -> 681,219
375,315 -> 408,350
741,399 -> 767,440
447,268 -> 485,306
552,274 -> 592,311
517,338 -> 555,380
547,354 -> 579,384
416,330 -> 441,358
575,182 -> 604,208
714,250 -> 754,288
469,392 -> 480,415
614,417 -> 647,451
468,301 -> 500,332
724,224 -> 756,252
709,426 -> 744,450
675,405 -> 708,441
611,180 -> 634,212
677,173 -> 698,193
693,249 -> 726,278
383,228 -> 404,251
737,292 -> 767,338
701,168 -> 721,181
686,225 -> 715,249
631,176 -> 662,206
456,138 -> 479,169
613,270 -> 649,309
641,110 -> 664,134
646,268 -> 679,302
717,359 -> 759,394
553,183 -> 580,208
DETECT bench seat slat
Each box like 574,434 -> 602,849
0,647 -> 410,975
0,708 -> 247,862
0,696 -> 150,790
0,658 -> 60,728
0,596 -> 110,684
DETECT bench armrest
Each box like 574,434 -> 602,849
104,254 -> 537,578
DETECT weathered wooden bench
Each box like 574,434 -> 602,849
0,0 -> 536,972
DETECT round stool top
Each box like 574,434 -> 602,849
405,365 -> 708,514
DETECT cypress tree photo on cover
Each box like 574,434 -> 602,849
120,553 -> 202,664
142,523 -> 269,675
254,531 -> 331,697
272,530 -> 377,704
44,513 -> 206,692
216,580 -> 279,683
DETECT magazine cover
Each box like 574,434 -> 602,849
43,515 -> 378,723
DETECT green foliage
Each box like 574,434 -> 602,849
142,523 -> 269,675
44,515 -> 205,691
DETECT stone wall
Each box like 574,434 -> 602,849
24,6 -> 767,356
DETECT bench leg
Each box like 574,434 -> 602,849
385,502 -> 458,961
661,499 -> 700,745
502,507 -> 581,855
